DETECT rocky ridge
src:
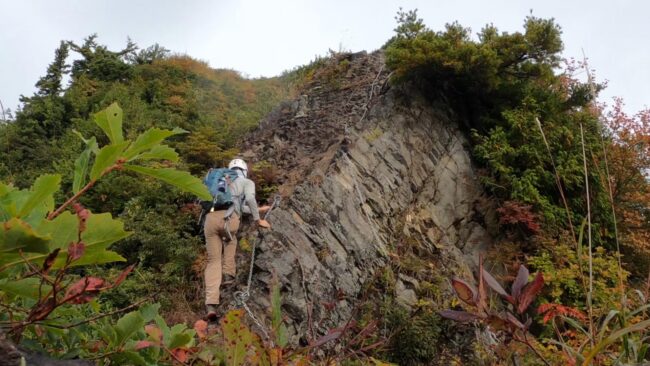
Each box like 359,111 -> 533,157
233,51 -> 497,344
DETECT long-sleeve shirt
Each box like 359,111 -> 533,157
230,176 -> 260,221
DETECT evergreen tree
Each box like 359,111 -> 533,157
68,34 -> 137,82
35,41 -> 70,97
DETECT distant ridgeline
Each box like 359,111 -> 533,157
0,36 -> 294,187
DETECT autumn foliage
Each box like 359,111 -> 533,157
604,98 -> 650,272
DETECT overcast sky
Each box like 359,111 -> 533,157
1,0 -> 648,116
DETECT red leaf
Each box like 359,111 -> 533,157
145,324 -> 162,342
537,303 -> 586,324
542,310 -> 555,324
194,319 -> 208,340
68,242 -> 85,262
482,268 -> 509,298
451,278 -> 477,306
171,348 -> 189,363
512,265 -> 529,300
496,201 -> 540,234
537,303 -> 554,315
439,310 -> 482,322
135,340 -> 155,351
517,272 -> 544,314
42,248 -> 61,273
114,263 -> 136,287
64,277 -> 106,304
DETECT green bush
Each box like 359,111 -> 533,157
386,305 -> 442,365
385,10 -> 615,249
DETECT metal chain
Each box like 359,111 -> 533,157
233,195 -> 281,341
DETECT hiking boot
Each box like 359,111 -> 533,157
222,274 -> 236,285
206,304 -> 219,322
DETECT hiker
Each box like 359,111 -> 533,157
203,158 -> 271,321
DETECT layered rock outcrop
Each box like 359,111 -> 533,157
236,51 -> 496,343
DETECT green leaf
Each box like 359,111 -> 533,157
139,303 -> 161,322
0,185 -> 21,220
74,212 -> 130,267
277,324 -> 288,348
123,165 -> 211,200
99,322 -> 119,345
0,277 -> 51,299
221,310 -> 253,366
123,127 -> 187,161
73,138 -> 97,193
167,332 -> 193,350
18,174 -> 60,217
137,144 -> 179,162
155,315 -> 171,342
562,315 -> 591,338
82,212 -> 131,250
0,212 -> 130,269
170,323 -> 189,337
116,351 -> 147,366
89,142 -> 129,181
37,211 -> 77,251
0,182 -> 13,197
115,311 -> 145,345
72,130 -> 100,154
639,343 -> 649,362
583,319 -> 650,366
93,103 -> 124,144
271,281 -> 288,347
0,218 -> 51,253
597,310 -> 620,342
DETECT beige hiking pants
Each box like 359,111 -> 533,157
204,210 -> 240,305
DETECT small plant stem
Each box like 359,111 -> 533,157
582,51 -> 626,312
645,269 -> 650,302
47,164 -> 119,220
47,180 -> 96,220
535,117 -> 577,243
536,118 -> 589,297
515,332 -> 551,366
17,251 -> 56,286
580,123 -> 595,346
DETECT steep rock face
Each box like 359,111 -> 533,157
236,52 -> 496,343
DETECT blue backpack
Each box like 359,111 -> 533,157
203,168 -> 240,210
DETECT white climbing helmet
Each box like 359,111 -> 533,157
228,158 -> 248,177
